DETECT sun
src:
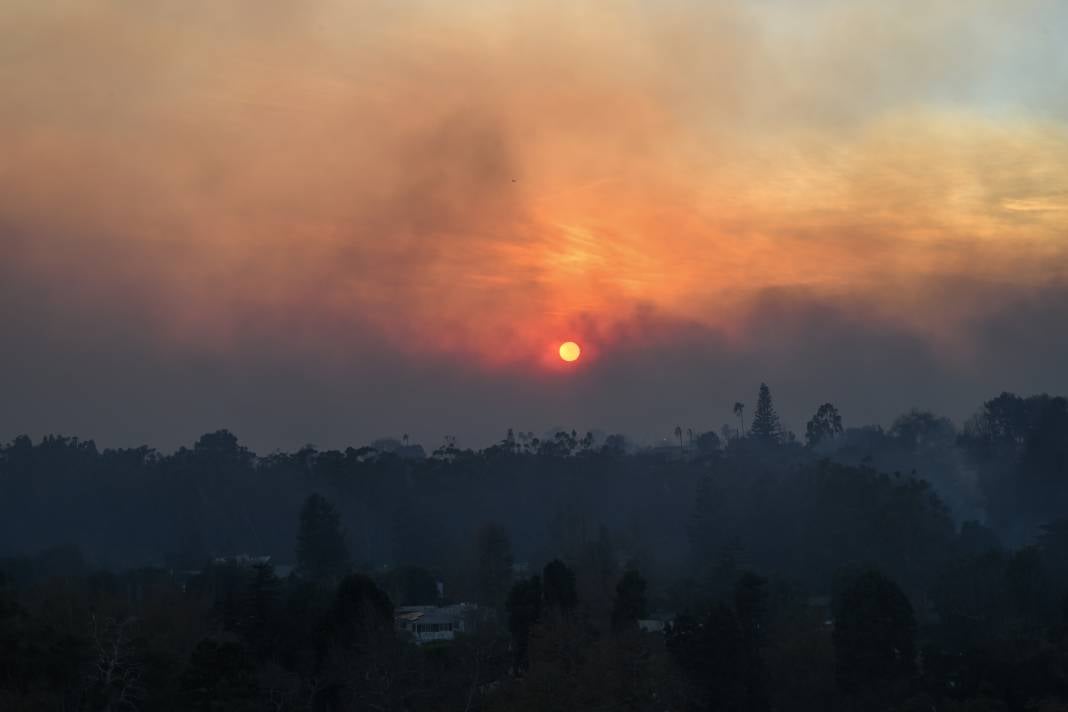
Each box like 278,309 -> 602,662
558,341 -> 581,362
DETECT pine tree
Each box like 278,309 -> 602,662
476,523 -> 514,610
239,563 -> 280,655
506,576 -> 543,671
833,570 -> 916,694
542,559 -> 578,614
296,493 -> 349,581
750,383 -> 782,443
611,569 -> 649,632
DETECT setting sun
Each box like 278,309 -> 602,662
558,341 -> 581,362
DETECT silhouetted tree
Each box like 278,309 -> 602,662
610,569 -> 648,632
179,639 -> 257,711
960,393 -> 1068,539
378,565 -> 439,606
601,433 -> 627,455
542,559 -> 578,615
193,429 -> 252,467
87,614 -> 144,712
735,571 -> 768,646
750,383 -> 782,443
833,570 -> 916,695
890,409 -> 955,452
806,403 -> 843,448
733,401 -> 746,437
295,494 -> 349,581
1038,518 -> 1068,589
331,573 -> 394,649
238,563 -> 279,656
506,576 -> 542,672
476,523 -> 513,610
735,571 -> 770,711
1005,545 -> 1054,629
695,430 -> 722,455
667,605 -> 744,708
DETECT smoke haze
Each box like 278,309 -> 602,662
2,0 -> 1067,450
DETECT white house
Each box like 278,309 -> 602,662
395,603 -> 483,644
637,619 -> 665,633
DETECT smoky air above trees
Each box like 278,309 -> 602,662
3,0 -> 1068,452
4,281 -> 1068,453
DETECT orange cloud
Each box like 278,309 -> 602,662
1,0 -> 1066,375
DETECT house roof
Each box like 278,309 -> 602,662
395,603 -> 478,625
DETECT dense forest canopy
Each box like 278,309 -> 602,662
3,387 -> 1068,710
3,389 -> 1065,571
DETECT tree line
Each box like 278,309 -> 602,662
2,386 -> 1068,709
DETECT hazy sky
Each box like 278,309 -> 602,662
2,0 -> 1067,452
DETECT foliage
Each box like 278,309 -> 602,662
542,559 -> 578,615
610,569 -> 648,632
806,402 -> 844,448
751,383 -> 783,443
1,389 -> 1068,710
296,493 -> 349,582
476,523 -> 514,610
833,570 -> 916,695
179,639 -> 258,711
506,576 -> 542,672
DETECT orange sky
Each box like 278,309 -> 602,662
1,0 -> 1067,447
